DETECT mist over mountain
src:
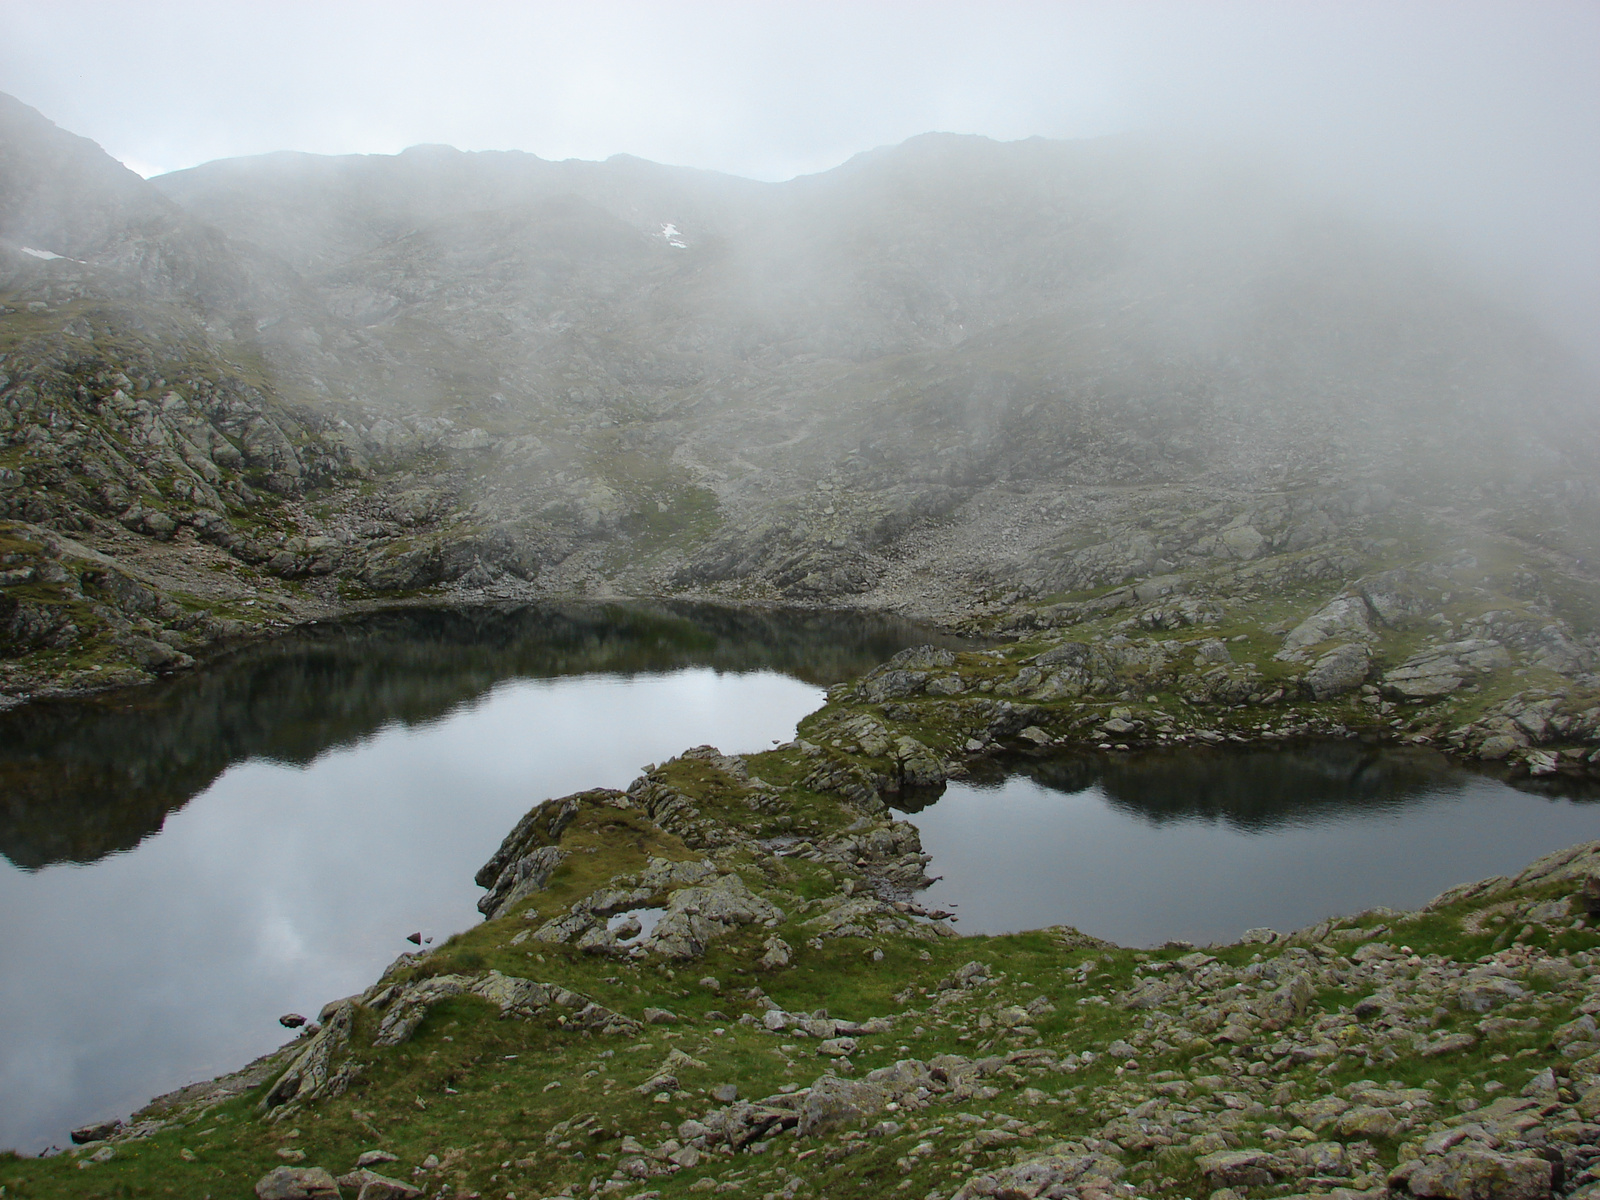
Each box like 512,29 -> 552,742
0,90 -> 1596,702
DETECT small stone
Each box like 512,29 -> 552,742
355,1150 -> 399,1168
759,936 -> 793,970
818,1036 -> 858,1057
1421,1032 -> 1478,1057
1520,1067 -> 1559,1098
643,1007 -> 678,1024
277,1147 -> 308,1162
279,1012 -> 308,1029
670,1144 -> 701,1169
712,1083 -> 739,1103
1335,1105 -> 1403,1139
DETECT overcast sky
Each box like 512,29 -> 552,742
1,0 -> 1596,360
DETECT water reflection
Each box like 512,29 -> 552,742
0,602 -> 961,1154
902,743 -> 1599,947
0,601 -> 968,870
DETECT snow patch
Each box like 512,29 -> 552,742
657,222 -> 688,249
20,247 -> 64,260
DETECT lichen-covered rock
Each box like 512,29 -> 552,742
804,893 -> 947,942
1456,975 -> 1527,1013
890,734 -> 946,787
1252,970 -> 1316,1027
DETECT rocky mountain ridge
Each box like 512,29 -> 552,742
2,89 -> 1597,716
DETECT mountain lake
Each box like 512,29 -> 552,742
0,602 -> 1595,1152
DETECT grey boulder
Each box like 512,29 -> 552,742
254,1166 -> 342,1199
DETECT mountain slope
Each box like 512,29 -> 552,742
0,94 -> 1596,732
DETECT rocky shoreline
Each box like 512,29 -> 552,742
6,513 -> 1599,781
4,624 -> 1598,1199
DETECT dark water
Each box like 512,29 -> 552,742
2,608 -> 1594,1155
0,602 -> 966,1154
899,745 -> 1600,946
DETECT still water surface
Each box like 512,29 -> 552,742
0,604 -> 1594,1153
0,602 -> 961,1153
903,747 -> 1599,945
